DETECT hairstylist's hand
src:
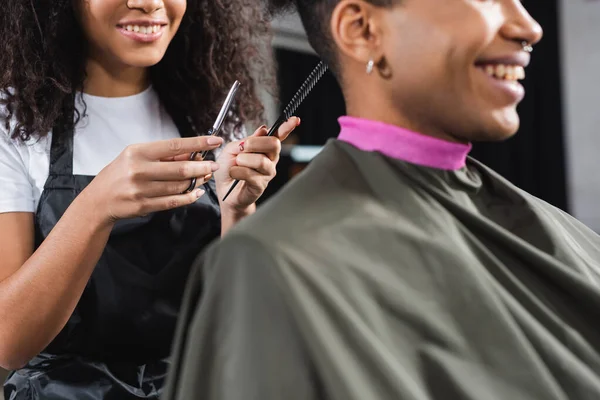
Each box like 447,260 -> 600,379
214,117 -> 300,211
87,136 -> 224,225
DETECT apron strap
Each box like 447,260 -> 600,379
48,102 -> 215,177
48,119 -> 74,176
48,103 -> 193,177
48,100 -> 76,176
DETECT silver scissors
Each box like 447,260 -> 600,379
184,80 -> 241,193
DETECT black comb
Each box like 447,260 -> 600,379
222,61 -> 328,202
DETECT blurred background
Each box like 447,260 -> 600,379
1,0 -> 599,395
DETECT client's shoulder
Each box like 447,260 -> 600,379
468,156 -> 600,248
230,141 -> 376,239
228,140 -> 447,258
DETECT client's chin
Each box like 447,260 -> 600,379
474,112 -> 521,142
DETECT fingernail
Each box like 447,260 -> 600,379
260,125 -> 267,130
296,117 -> 301,127
195,189 -> 205,198
207,137 -> 222,145
211,162 -> 220,171
239,141 -> 245,152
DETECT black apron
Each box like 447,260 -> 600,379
4,112 -> 221,400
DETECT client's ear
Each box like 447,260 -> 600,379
330,0 -> 385,69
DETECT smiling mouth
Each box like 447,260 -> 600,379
118,24 -> 165,35
476,63 -> 526,81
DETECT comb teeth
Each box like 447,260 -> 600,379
283,61 -> 328,119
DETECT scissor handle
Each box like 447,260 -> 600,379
183,128 -> 218,193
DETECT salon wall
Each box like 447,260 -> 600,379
271,11 -> 314,55
559,0 -> 600,232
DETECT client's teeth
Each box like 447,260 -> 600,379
153,25 -> 158,33
505,66 -> 515,80
481,64 -> 526,81
133,25 -> 140,33
515,66 -> 525,80
126,25 -> 133,32
140,26 -> 147,34
495,64 -> 506,79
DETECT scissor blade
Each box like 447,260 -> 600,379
212,80 -> 241,135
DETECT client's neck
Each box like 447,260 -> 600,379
344,90 -> 467,145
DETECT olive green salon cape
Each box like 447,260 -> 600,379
164,140 -> 600,400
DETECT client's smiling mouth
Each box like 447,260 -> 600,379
475,53 -> 530,82
476,62 -> 525,81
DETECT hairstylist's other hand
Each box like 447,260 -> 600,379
214,117 -> 300,211
87,136 -> 224,225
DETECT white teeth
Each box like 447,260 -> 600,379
124,25 -> 161,34
122,25 -> 161,35
495,64 -> 506,79
481,64 -> 526,81
505,65 -> 515,80
515,66 -> 525,80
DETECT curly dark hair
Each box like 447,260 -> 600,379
0,0 -> 275,142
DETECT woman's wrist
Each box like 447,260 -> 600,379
220,202 -> 256,235
75,185 -> 116,232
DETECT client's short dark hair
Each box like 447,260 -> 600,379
268,0 -> 398,73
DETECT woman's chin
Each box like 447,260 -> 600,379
117,50 -> 167,69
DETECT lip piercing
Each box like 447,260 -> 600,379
522,41 -> 533,53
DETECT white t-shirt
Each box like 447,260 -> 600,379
0,86 -> 181,214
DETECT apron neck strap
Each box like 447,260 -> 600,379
48,106 -> 75,176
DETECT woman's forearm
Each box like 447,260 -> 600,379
0,187 -> 113,370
